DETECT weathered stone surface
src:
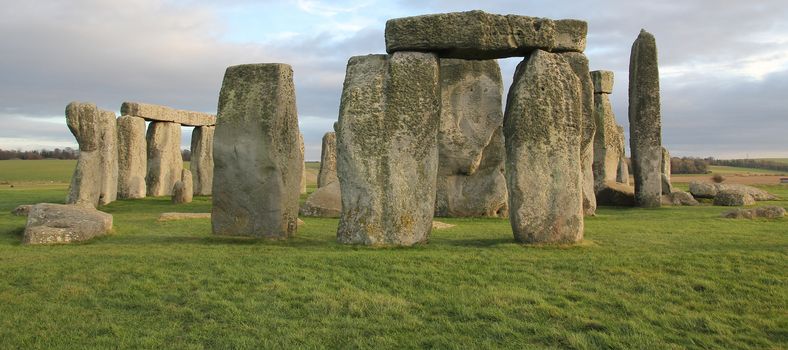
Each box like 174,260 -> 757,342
592,93 -> 624,189
299,133 -> 307,194
317,132 -> 338,188
121,102 -> 215,126
713,190 -> 755,206
11,205 -> 32,216
504,50 -> 583,243
688,181 -> 717,198
590,70 -> 614,94
146,121 -> 183,197
561,52 -> 596,216
617,156 -> 630,185
23,203 -> 112,245
628,29 -> 662,207
158,212 -> 211,221
661,147 -> 672,194
190,126 -> 214,195
336,53 -> 440,246
689,181 -> 777,201
661,190 -> 699,206
300,181 -> 341,217
117,116 -> 147,199
172,169 -> 193,204
596,181 -> 636,207
98,110 -> 118,205
722,206 -> 786,219
435,58 -> 507,217
385,11 -> 586,59
212,63 -> 303,238
65,102 -> 118,207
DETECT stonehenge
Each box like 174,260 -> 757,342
117,116 -> 147,199
301,131 -> 341,218
628,29 -> 662,207
336,52 -> 440,246
591,70 -> 626,189
172,169 -> 193,204
23,203 -> 113,245
661,147 -> 673,194
190,126 -> 214,195
317,132 -> 338,188
145,121 -> 183,197
212,63 -> 303,239
121,102 -> 216,126
65,102 -> 119,207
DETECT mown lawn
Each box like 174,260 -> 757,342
0,166 -> 786,348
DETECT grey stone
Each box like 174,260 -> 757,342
11,204 -> 32,216
317,132 -> 338,188
146,121 -> 183,196
65,102 -> 117,207
596,181 -> 636,207
172,169 -> 193,204
190,126 -> 214,195
336,53 -> 440,246
23,203 -> 112,245
590,70 -> 614,94
504,50 -> 584,244
117,116 -> 147,199
592,93 -> 625,189
617,156 -> 630,185
299,133 -> 307,194
300,181 -> 341,217
661,147 -> 672,194
661,191 -> 699,206
713,190 -> 755,206
435,58 -> 507,217
689,181 -> 777,201
158,212 -> 211,221
121,102 -> 216,126
98,110 -> 118,206
384,11 -> 586,59
212,63 -> 303,239
722,206 -> 785,219
628,29 -> 662,207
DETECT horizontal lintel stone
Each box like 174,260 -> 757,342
121,102 -> 216,126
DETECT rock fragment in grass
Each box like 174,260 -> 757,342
23,203 -> 112,244
713,190 -> 755,206
722,206 -> 785,219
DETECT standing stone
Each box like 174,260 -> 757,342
661,147 -> 672,194
299,133 -> 307,194
336,52 -> 440,246
172,169 -> 193,204
117,116 -> 147,199
190,126 -> 214,195
628,29 -> 662,207
317,132 -> 338,188
212,63 -> 303,238
146,121 -> 183,197
98,110 -> 118,205
591,70 -> 624,191
560,52 -> 595,216
617,156 -> 630,185
65,102 -> 117,207
435,58 -> 507,217
504,50 -> 584,244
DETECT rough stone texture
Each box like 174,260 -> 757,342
689,181 -> 777,201
591,71 -> 625,190
336,53 -> 440,246
435,58 -> 507,217
722,206 -> 786,219
628,29 -> 662,208
300,181 -> 341,217
504,50 -> 583,244
661,191 -> 699,206
65,102 -> 118,207
117,116 -> 147,199
590,70 -> 614,94
596,181 -> 636,207
617,156 -> 630,185
661,147 -> 672,194
561,52 -> 596,216
212,63 -> 303,239
317,132 -> 338,188
23,203 -> 112,245
121,102 -> 216,126
11,205 -> 32,216
172,169 -> 193,204
146,121 -> 183,196
190,126 -> 214,195
385,11 -> 587,59
98,110 -> 118,205
158,212 -> 211,221
713,190 -> 755,206
299,133 -> 307,194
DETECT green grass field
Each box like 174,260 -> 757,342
0,161 -> 786,348
759,158 -> 788,165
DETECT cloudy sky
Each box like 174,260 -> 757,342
1,0 -> 786,160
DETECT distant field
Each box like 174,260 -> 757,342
758,158 -> 788,165
0,159 -> 76,183
706,165 -> 786,175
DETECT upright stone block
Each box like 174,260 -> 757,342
117,116 -> 147,199
190,126 -> 214,195
146,121 -> 183,197
628,29 -> 662,207
503,50 -> 584,244
661,147 -> 672,194
317,132 -> 338,188
590,70 -> 614,94
299,133 -> 307,194
617,156 -> 630,185
435,58 -> 507,217
98,110 -> 118,205
336,52 -> 440,246
172,169 -> 193,204
212,63 -> 303,239
65,102 -> 118,207
591,71 -> 625,191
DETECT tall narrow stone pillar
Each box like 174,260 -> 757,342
299,133 -> 306,194
504,50 -> 584,244
336,52 -> 440,246
317,132 -> 338,188
190,125 -> 214,195
65,102 -> 118,207
661,147 -> 672,194
117,116 -> 147,199
628,29 -> 662,207
591,70 -> 625,191
146,121 -> 183,196
212,63 -> 303,238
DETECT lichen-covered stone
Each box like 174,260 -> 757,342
117,116 -> 147,199
591,72 -> 625,190
596,181 -> 636,207
689,181 -> 777,201
722,206 -> 785,219
212,63 -> 303,239
172,169 -> 193,204
662,191 -> 698,206
713,190 -> 755,206
98,110 -> 118,206
65,102 -> 118,207
385,11 -> 586,59
661,147 -> 672,194
629,29 -> 662,207
11,205 -> 32,216
146,121 -> 183,197
190,126 -> 214,195
23,203 -> 112,245
317,132 -> 338,188
300,181 -> 341,217
590,70 -> 614,94
336,53 -> 440,246
121,101 -> 215,126
299,133 -> 307,194
504,50 -> 583,243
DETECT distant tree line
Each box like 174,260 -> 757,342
0,148 -> 79,160
708,158 -> 788,172
670,157 -> 710,174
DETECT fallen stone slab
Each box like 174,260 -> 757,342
722,206 -> 786,219
157,212 -> 211,221
661,191 -> 699,206
689,181 -> 777,201
713,190 -> 755,206
385,11 -> 587,59
300,181 -> 341,218
11,204 -> 32,216
432,221 -> 456,230
121,102 -> 216,126
23,203 -> 112,245
596,181 -> 636,207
